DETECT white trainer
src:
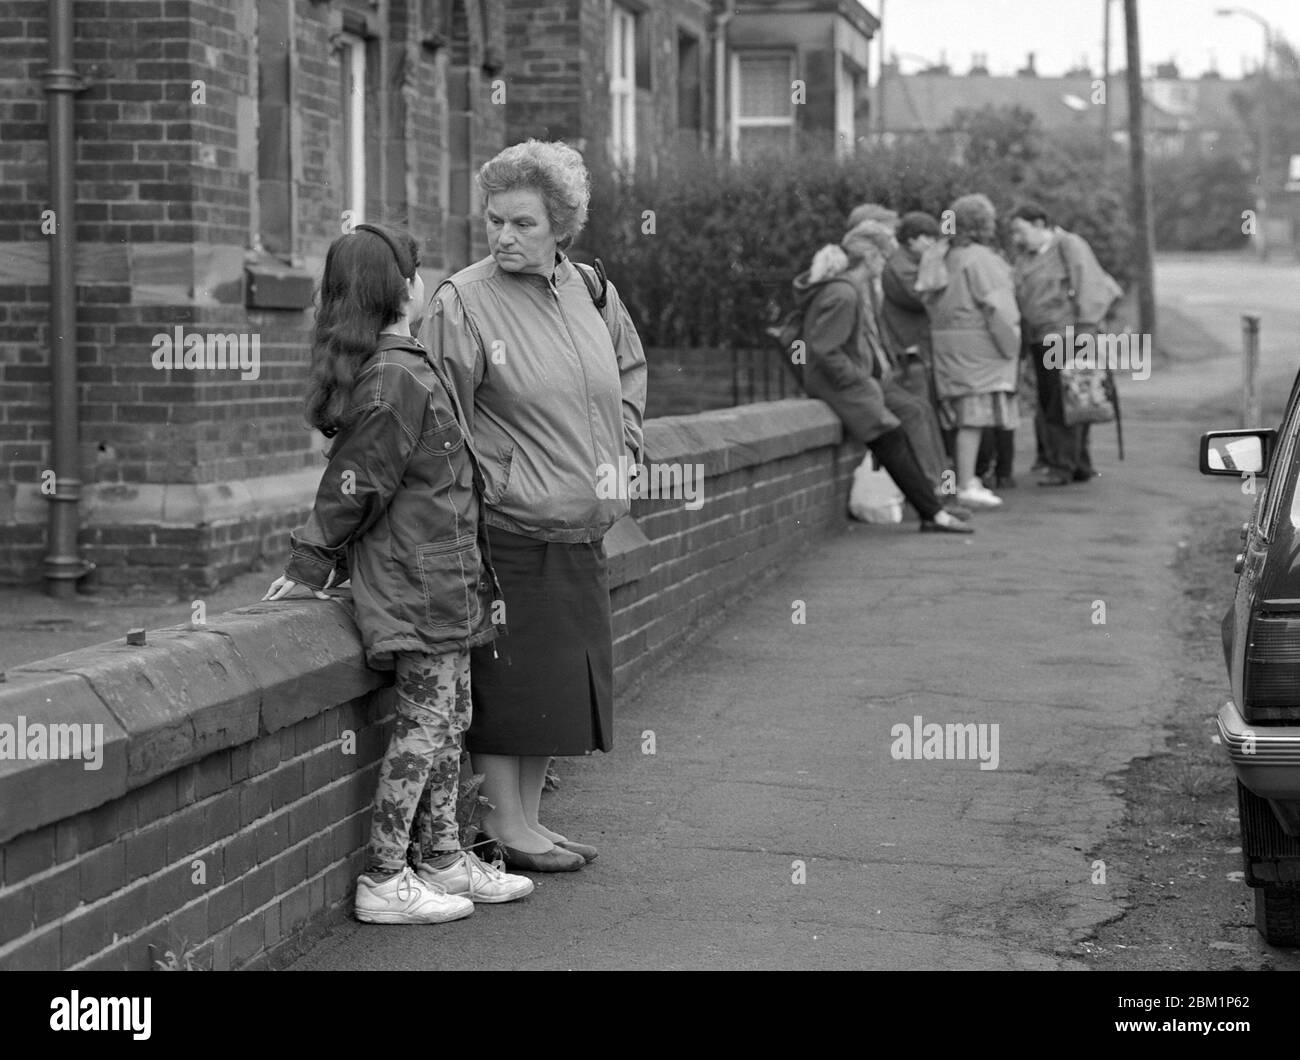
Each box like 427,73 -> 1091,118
354,866 -> 474,924
418,850 -> 535,904
955,482 -> 1003,509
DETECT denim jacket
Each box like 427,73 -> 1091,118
285,334 -> 502,668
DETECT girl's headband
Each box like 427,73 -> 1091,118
352,224 -> 412,278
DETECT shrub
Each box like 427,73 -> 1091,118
1150,152 -> 1252,251
581,109 -> 1137,349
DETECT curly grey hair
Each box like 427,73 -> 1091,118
948,193 -> 997,245
478,139 -> 591,248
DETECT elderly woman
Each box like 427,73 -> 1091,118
426,140 -> 648,872
918,194 -> 1022,510
793,239 -> 971,535
841,216 -> 953,506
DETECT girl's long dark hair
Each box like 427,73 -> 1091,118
305,224 -> 420,437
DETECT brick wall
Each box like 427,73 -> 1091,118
503,0 -> 584,143
636,0 -> 715,168
503,0 -> 714,172
0,694 -> 389,970
0,0 -> 502,589
0,398 -> 859,970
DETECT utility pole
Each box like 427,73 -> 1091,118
1259,23 -> 1272,261
876,0 -> 887,138
1102,0 -> 1112,171
1124,0 -> 1156,344
1217,8 -> 1273,258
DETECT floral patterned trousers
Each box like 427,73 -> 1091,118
364,649 -> 471,876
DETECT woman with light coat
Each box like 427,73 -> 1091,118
426,141 -> 648,872
918,194 -> 1022,510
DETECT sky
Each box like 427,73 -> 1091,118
864,0 -> 1300,79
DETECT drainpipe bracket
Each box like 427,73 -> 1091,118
44,477 -> 84,504
40,66 -> 87,95
42,556 -> 96,582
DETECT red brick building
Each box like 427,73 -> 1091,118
505,0 -> 715,170
0,0 -> 507,590
0,0 -> 877,592
506,0 -> 878,171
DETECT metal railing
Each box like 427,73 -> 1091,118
730,344 -> 793,406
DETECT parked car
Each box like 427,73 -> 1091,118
1201,372 -> 1300,946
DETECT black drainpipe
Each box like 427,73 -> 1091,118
42,0 -> 91,596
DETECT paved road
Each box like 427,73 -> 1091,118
291,253 -> 1300,971
1150,252 -> 1300,409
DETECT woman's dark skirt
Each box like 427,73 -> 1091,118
466,525 -> 614,756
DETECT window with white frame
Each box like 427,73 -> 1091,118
339,31 -> 366,224
732,52 -> 795,161
609,5 -> 636,170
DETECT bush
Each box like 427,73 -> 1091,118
1150,153 -> 1252,251
581,109 -> 1136,349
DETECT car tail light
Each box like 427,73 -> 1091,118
1244,613 -> 1300,722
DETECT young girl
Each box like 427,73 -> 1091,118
263,223 -> 533,923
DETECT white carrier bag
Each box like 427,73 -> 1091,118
848,453 -> 904,524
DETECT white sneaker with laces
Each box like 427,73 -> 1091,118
955,481 -> 1003,509
418,850 -> 535,904
354,866 -> 474,924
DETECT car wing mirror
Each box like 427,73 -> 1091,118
1199,428 -> 1275,476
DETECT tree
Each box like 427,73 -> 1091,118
1229,36 -> 1300,188
947,105 -> 1044,181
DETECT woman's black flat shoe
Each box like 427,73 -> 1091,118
555,839 -> 598,863
496,842 -> 584,872
920,519 -> 973,535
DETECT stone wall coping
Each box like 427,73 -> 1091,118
643,398 -> 842,473
0,596 -> 382,845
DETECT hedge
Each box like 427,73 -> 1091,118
579,109 -> 1136,350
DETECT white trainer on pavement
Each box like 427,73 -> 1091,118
418,850 -> 535,904
354,866 -> 474,924
955,481 -> 1003,509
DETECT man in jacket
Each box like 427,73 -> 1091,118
1010,203 -> 1119,486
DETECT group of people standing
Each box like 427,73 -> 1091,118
265,140 -> 648,926
791,195 -> 1121,533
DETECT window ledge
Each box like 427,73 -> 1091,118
246,260 -> 316,310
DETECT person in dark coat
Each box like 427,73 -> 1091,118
792,242 -> 971,535
842,218 -> 953,495
1010,202 -> 1120,486
880,211 -> 942,412
266,223 -> 534,922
